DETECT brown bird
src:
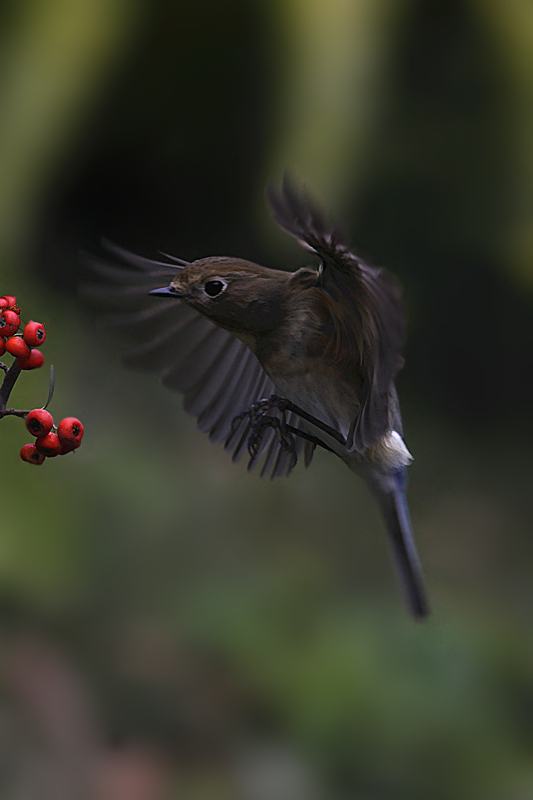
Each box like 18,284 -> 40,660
83,178 -> 428,618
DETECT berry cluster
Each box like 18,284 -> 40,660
0,294 -> 84,467
0,296 -> 46,370
21,412 -> 84,465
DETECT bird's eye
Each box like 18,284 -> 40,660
204,280 -> 226,297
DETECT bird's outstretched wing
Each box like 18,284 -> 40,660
267,175 -> 405,454
81,243 -> 314,478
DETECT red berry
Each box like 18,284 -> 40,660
20,443 -> 46,465
17,349 -> 44,370
2,296 -> 17,309
5,336 -> 30,358
59,439 -> 81,455
0,298 -> 7,310
57,417 -> 84,445
35,432 -> 61,457
0,339 -> 5,356
0,310 -> 20,337
23,321 -> 46,347
26,408 -> 54,437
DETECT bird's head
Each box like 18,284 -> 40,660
150,257 -> 290,343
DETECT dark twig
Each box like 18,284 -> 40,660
0,362 -> 22,412
3,408 -> 28,419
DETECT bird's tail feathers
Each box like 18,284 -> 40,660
370,470 -> 429,619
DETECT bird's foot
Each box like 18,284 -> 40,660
230,395 -> 298,468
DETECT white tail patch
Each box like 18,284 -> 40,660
368,430 -> 413,471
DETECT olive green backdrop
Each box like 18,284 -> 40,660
0,1 -> 532,798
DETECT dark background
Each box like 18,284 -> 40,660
0,1 -> 532,798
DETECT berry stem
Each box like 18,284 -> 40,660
43,365 -> 55,410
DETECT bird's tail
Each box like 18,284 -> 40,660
369,469 -> 429,619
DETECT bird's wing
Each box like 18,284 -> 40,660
267,175 -> 405,453
81,243 -> 312,478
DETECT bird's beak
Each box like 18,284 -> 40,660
149,286 -> 181,298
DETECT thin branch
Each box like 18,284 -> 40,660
1,408 -> 28,419
0,362 -> 21,411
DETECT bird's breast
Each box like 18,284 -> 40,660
262,346 -> 359,441
258,322 -> 411,474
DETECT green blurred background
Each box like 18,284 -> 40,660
0,1 -> 532,798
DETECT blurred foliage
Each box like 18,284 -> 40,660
0,1 -> 532,798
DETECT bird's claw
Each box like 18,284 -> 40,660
229,395 -> 298,469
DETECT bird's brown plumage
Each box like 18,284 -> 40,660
80,177 -> 428,618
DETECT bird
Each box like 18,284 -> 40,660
82,176 -> 429,619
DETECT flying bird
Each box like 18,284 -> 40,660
83,177 -> 428,618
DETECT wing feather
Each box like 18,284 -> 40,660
81,245 -> 314,477
267,175 -> 405,453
